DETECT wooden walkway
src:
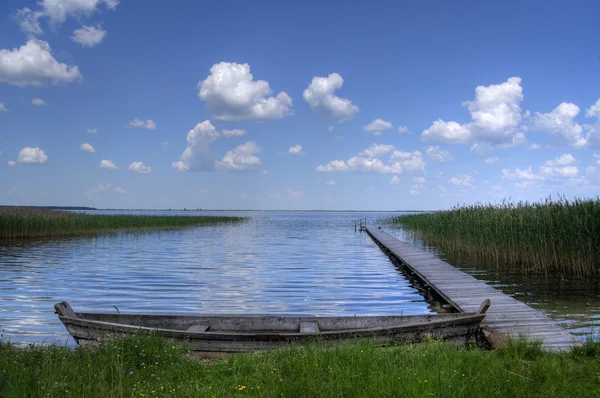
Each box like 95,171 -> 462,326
365,226 -> 580,351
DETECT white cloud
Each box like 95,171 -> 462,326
449,175 -> 473,187
18,147 -> 48,163
172,120 -> 220,171
0,103 -> 7,112
286,189 -> 303,198
422,77 -> 524,146
422,120 -> 472,143
128,161 -> 153,174
484,156 -> 500,164
528,143 -> 540,150
8,160 -> 16,166
325,180 -> 336,186
594,153 -> 600,165
99,159 -> 119,170
409,188 -> 420,195
316,144 -> 424,174
40,0 -> 118,26
515,181 -> 533,190
0,40 -> 83,87
414,176 -> 426,183
129,119 -> 156,130
215,141 -> 261,171
586,99 -> 600,119
80,143 -> 95,153
533,103 -> 586,148
425,146 -> 453,162
113,187 -> 126,193
397,125 -> 410,133
198,62 -> 292,121
13,8 -> 44,37
71,25 -> 106,47
87,128 -> 97,134
303,73 -> 358,122
31,97 -> 46,105
287,144 -> 305,155
390,175 -> 400,184
363,119 -> 393,135
222,129 -> 246,138
502,153 -> 581,185
261,169 -> 269,175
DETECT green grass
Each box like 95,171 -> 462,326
0,207 -> 248,239
0,335 -> 598,397
386,197 -> 600,276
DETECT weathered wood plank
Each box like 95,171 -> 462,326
365,227 -> 580,351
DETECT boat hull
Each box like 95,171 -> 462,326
55,301 -> 489,355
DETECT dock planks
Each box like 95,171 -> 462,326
365,226 -> 580,351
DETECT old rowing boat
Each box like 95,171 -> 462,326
55,299 -> 490,355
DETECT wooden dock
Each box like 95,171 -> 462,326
365,226 -> 580,351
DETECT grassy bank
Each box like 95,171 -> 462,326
387,197 -> 600,276
0,207 -> 247,239
1,335 -> 598,397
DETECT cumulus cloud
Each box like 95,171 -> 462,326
325,180 -> 336,186
303,73 -> 359,122
40,0 -> 118,26
31,97 -> 46,105
501,154 -> 581,187
71,25 -> 106,47
198,62 -> 292,121
363,119 -> 393,135
13,8 -> 44,37
80,143 -> 95,153
215,141 -> 261,171
129,119 -> 156,130
99,159 -> 119,170
390,175 -> 400,184
87,128 -> 97,134
528,143 -> 540,150
397,125 -> 410,133
484,156 -> 500,164
422,77 -> 525,147
414,176 -> 426,184
532,99 -> 600,148
0,40 -> 83,87
128,161 -> 153,174
287,144 -> 305,155
425,146 -> 453,162
0,103 -> 7,112
222,129 -> 246,138
18,147 -> 48,163
172,120 -> 220,171
8,160 -> 16,166
316,143 -> 424,174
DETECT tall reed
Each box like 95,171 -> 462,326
0,207 -> 247,239
387,197 -> 600,276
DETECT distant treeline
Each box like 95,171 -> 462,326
0,205 -> 97,211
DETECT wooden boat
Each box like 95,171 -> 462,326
55,299 -> 490,355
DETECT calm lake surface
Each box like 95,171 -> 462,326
1,211 -> 597,345
1,211 -> 436,345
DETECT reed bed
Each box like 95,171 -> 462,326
387,197 -> 600,276
0,207 -> 247,239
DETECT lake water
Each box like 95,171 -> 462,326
0,211 -> 436,345
1,211 -> 597,345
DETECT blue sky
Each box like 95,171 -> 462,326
1,0 -> 600,210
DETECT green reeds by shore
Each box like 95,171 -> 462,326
1,335 -> 599,397
0,207 -> 247,239
387,197 -> 600,276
